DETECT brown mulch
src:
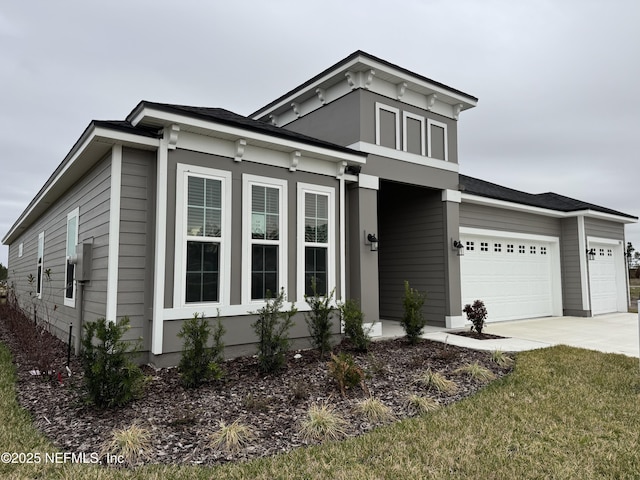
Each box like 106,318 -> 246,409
0,315 -> 513,467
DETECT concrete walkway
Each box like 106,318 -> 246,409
381,312 -> 640,358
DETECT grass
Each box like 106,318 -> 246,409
416,368 -> 458,393
490,349 -> 514,368
355,397 -> 394,423
2,342 -> 640,478
299,402 -> 347,442
453,361 -> 497,382
209,420 -> 256,454
100,421 -> 152,466
406,394 -> 440,415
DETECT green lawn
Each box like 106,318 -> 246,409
1,342 -> 640,479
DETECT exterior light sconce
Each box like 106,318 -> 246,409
365,232 -> 379,252
586,248 -> 596,261
452,240 -> 465,256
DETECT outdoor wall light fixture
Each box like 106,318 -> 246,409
586,248 -> 596,261
452,239 -> 465,256
365,232 -> 379,252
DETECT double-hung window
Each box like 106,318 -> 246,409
176,164 -> 231,307
297,183 -> 335,298
36,232 -> 45,299
64,208 -> 79,307
242,175 -> 287,302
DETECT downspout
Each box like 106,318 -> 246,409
74,280 -> 85,356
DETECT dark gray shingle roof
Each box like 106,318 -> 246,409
459,174 -> 637,219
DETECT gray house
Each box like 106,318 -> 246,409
3,51 -> 636,366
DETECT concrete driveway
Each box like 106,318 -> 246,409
383,312 -> 640,357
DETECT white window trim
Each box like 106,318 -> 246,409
241,174 -> 288,305
375,103 -> 400,150
64,207 -> 80,307
36,231 -> 44,299
402,111 -> 426,156
174,163 -> 232,309
297,182 -> 336,303
18,242 -> 23,257
427,118 -> 449,161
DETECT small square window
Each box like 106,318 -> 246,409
494,243 -> 502,253
540,247 -> 547,255
599,248 -> 605,256
480,242 -> 489,252
507,244 -> 514,253
519,245 -> 526,254
607,249 -> 613,257
466,241 -> 475,251
530,246 -> 536,254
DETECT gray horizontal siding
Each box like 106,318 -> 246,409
585,218 -> 625,240
379,182 -> 445,324
117,148 -> 155,345
6,154 -> 112,344
460,202 -> 562,237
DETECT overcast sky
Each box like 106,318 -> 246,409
1,0 -> 639,269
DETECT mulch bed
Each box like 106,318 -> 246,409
449,330 -> 509,340
0,314 -> 513,467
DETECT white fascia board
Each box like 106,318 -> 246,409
2,126 -> 160,245
349,142 -> 459,173
129,107 -> 366,165
587,236 -> 624,246
358,174 -> 379,190
461,193 -> 636,224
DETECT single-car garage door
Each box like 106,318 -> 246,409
461,233 -> 559,322
588,243 -> 619,315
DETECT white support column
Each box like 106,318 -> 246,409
105,144 -> 122,323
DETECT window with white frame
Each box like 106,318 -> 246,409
402,111 -> 425,155
375,103 -> 400,150
65,208 -> 79,307
176,164 -> 231,306
427,118 -> 448,161
298,183 -> 335,298
36,232 -> 44,299
242,175 -> 287,302
18,243 -> 23,257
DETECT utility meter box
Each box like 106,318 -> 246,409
75,243 -> 93,282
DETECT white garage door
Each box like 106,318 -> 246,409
588,244 -> 619,315
461,234 -> 556,322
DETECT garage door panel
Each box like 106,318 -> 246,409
461,234 -> 555,322
589,244 -> 618,315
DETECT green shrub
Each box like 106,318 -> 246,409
252,289 -> 297,374
339,298 -> 371,352
304,279 -> 335,359
400,280 -> 427,344
463,299 -> 488,336
177,312 -> 225,388
80,317 -> 145,408
327,352 -> 368,397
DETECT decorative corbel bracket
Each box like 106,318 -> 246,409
291,102 -> 301,118
364,69 -> 375,90
269,114 -> 278,126
289,150 -> 301,172
336,160 -> 347,179
426,94 -> 437,111
234,139 -> 247,162
345,71 -> 357,90
166,124 -> 180,150
396,82 -> 407,100
316,88 -> 326,105
453,103 -> 463,120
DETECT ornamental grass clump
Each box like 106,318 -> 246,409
400,281 -> 427,344
417,368 -> 457,394
490,349 -> 514,368
454,362 -> 496,382
209,420 -> 256,454
298,402 -> 347,442
355,397 -> 394,423
101,421 -> 152,466
406,394 -> 440,415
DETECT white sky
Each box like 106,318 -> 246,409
1,0 -> 639,268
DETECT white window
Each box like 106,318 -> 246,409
297,183 -> 335,299
402,111 -> 426,155
507,244 -> 514,253
530,246 -> 537,255
242,175 -> 287,303
427,118 -> 448,161
494,243 -> 502,253
480,242 -> 489,252
466,241 -> 475,251
64,208 -> 79,307
36,232 -> 44,299
375,103 -> 400,150
18,243 -> 23,257
175,164 -> 231,307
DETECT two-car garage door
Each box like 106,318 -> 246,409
460,232 -> 560,322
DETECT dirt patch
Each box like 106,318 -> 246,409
449,330 -> 509,340
0,316 -> 513,467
